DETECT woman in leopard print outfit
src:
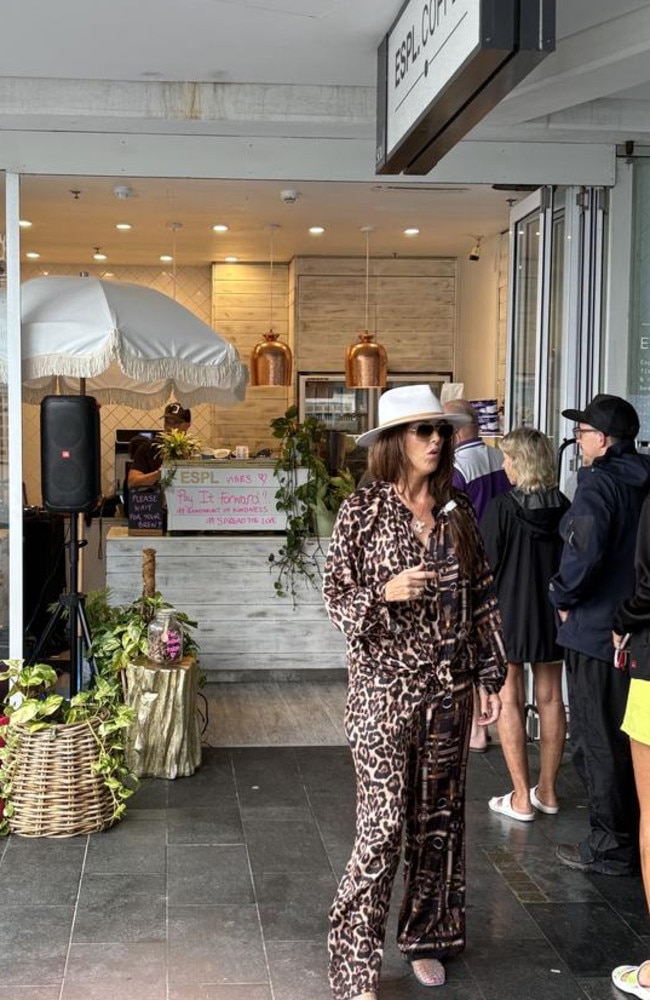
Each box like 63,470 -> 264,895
323,385 -> 507,1000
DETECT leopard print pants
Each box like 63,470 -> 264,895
328,670 -> 473,1000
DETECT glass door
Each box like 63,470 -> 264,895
509,191 -> 544,429
3,172 -> 21,658
507,185 -> 607,489
0,173 -> 7,657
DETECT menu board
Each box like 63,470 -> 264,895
128,488 -> 164,535
164,463 -> 307,532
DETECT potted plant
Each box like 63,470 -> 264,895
157,427 -> 202,487
312,467 -> 356,537
86,589 -> 202,780
0,659 -> 136,837
269,406 -> 356,603
87,588 -> 199,677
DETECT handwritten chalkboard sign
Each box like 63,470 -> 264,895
165,463 -> 308,532
128,488 -> 164,535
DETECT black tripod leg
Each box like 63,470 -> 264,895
28,602 -> 66,665
77,602 -> 97,683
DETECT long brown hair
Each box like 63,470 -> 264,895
368,426 -> 480,575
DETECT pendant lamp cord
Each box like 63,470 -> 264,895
269,226 -> 274,332
364,229 -> 370,332
172,228 -> 177,301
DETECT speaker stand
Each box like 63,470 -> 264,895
28,514 -> 96,697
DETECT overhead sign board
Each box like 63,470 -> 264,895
376,0 -> 555,175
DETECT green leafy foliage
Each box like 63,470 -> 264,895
269,407 -> 355,604
156,428 -> 202,487
0,659 -> 137,835
87,591 -> 199,676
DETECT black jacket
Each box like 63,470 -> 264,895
549,441 -> 650,661
614,493 -> 650,681
481,487 -> 569,662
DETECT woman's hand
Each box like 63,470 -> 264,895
476,688 -> 501,726
384,563 -> 436,602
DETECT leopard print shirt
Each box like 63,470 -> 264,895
323,480 -> 506,693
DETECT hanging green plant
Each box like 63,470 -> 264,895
269,407 -> 355,604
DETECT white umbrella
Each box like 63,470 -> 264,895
0,275 -> 248,408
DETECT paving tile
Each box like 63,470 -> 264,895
577,977 -> 627,1000
308,789 -> 357,846
231,747 -> 311,810
0,839 -> 85,905
84,815 -> 167,873
0,905 -> 72,986
500,844 -> 604,902
464,936 -> 580,1000
589,870 -> 650,935
168,844 -> 254,905
266,940 -> 331,1000
254,870 -> 337,939
62,942 -> 166,1000
166,750 -> 238,808
168,905 -> 267,985
167,804 -> 244,845
169,987 -> 272,1000
73,872 -> 166,943
128,778 -> 169,809
466,881 -> 546,939
244,817 -> 331,873
0,990 -> 61,1000
293,746 -> 355,795
527,901 -> 649,976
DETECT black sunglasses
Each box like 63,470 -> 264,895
408,421 -> 454,441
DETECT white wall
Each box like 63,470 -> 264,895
455,234 -> 500,400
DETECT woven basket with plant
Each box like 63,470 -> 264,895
0,661 -> 136,838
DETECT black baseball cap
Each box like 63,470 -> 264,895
163,402 -> 191,423
562,393 -> 639,439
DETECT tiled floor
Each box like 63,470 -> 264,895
0,734 -> 647,999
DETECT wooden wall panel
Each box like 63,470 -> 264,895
212,262 -> 292,453
294,258 -> 456,375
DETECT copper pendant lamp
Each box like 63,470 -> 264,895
345,225 -> 387,388
250,224 -> 292,387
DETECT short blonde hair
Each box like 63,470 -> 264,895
499,427 -> 557,492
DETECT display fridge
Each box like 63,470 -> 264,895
297,372 -> 453,433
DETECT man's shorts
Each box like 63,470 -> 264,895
622,678 -> 650,746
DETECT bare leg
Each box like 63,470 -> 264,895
495,662 -> 533,816
469,687 -> 487,751
531,660 -> 566,810
631,738 -> 650,988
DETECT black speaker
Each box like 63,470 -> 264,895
41,395 -> 101,513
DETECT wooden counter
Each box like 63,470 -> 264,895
105,528 -> 346,678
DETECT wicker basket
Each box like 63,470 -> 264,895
6,720 -> 114,837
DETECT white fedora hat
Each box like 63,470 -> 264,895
356,383 -> 471,448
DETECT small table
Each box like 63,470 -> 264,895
125,655 -> 201,779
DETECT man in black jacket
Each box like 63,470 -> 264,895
549,394 -> 650,875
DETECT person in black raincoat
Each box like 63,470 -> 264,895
480,427 -> 570,822
549,394 -> 650,876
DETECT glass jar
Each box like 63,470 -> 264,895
147,609 -> 182,664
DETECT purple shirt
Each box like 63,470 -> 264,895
452,438 -> 511,522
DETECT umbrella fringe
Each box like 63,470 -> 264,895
22,384 -> 247,408
116,342 -> 248,388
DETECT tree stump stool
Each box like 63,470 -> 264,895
125,655 -> 201,779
